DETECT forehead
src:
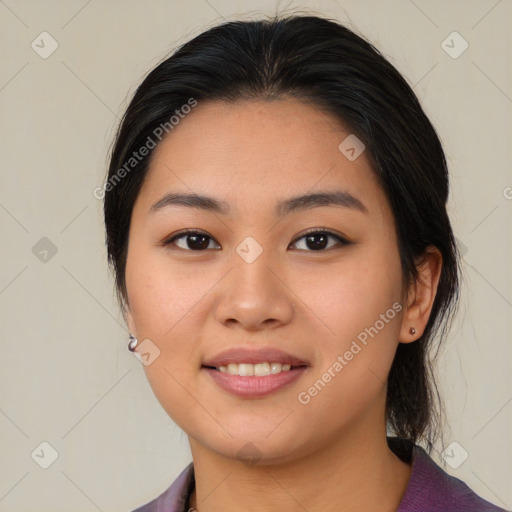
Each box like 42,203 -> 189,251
135,98 -> 389,220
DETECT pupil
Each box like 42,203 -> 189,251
306,233 -> 327,250
188,234 -> 209,250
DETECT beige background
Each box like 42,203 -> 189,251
0,0 -> 511,510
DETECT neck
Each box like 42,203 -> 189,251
187,422 -> 412,512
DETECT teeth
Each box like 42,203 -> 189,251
217,362 -> 293,376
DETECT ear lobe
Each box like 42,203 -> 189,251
398,246 -> 443,344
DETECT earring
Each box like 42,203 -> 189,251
128,333 -> 139,352
409,327 -> 416,335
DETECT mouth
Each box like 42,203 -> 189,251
201,347 -> 310,397
202,362 -> 307,376
201,362 -> 309,398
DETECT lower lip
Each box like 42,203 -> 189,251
202,366 -> 308,398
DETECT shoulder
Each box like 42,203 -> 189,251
396,442 -> 509,512
127,462 -> 195,512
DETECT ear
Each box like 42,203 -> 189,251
398,246 -> 443,344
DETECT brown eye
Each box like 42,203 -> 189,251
290,230 -> 349,251
163,230 -> 220,251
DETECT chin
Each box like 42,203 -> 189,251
189,424 -> 313,466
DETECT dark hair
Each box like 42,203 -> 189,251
103,13 -> 461,452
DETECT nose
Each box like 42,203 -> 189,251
213,246 -> 295,332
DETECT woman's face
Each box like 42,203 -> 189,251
125,98 -> 409,463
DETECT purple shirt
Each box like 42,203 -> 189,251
130,438 -> 508,512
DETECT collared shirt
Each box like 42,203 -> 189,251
130,438 -> 508,512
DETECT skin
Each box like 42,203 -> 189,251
124,97 -> 442,512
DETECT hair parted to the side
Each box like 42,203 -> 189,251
103,13 -> 461,453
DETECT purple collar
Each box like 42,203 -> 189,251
131,438 -> 507,512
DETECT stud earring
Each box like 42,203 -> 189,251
409,327 -> 416,335
128,333 -> 139,352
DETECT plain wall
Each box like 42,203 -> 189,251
0,0 -> 510,510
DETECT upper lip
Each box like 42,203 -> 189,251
202,347 -> 309,368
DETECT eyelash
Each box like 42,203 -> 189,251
161,227 -> 350,252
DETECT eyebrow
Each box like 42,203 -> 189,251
149,190 -> 368,217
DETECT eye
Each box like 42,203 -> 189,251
289,229 -> 350,251
162,229 -> 220,251
161,228 -> 350,252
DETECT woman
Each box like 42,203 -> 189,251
103,14 -> 508,512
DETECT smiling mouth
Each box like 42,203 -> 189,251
202,362 -> 307,376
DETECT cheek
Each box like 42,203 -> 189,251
125,248 -> 209,428
124,245 -> 202,393
124,241 -> 224,396
125,241 -> 208,338
298,247 -> 402,337
295,247 -> 403,396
